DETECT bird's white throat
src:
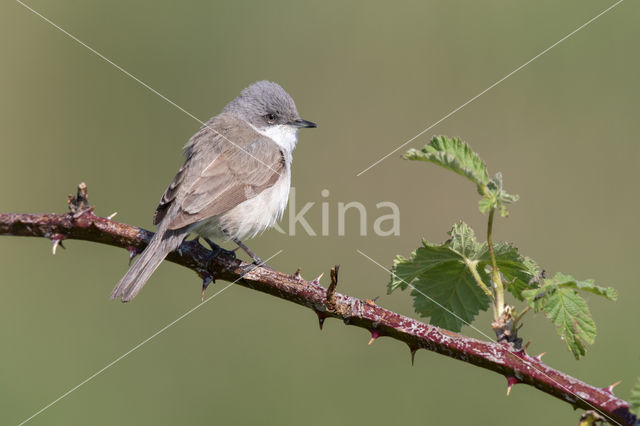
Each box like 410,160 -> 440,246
253,124 -> 299,153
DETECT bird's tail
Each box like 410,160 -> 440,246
110,228 -> 188,302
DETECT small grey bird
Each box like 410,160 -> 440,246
111,81 -> 316,302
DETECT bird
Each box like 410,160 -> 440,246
110,81 -> 316,302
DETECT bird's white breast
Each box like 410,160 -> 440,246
220,168 -> 291,240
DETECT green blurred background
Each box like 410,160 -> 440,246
1,1 -> 639,424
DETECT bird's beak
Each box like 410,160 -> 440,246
290,119 -> 317,128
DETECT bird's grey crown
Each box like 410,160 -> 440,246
222,80 -> 301,129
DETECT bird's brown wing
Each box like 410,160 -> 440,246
167,140 -> 284,230
153,160 -> 190,225
153,114 -> 285,230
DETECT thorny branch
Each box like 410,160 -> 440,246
0,184 -> 637,426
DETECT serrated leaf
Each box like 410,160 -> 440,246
630,377 -> 640,417
388,245 -> 457,293
404,136 -> 490,188
523,283 -> 597,359
546,288 -> 595,358
409,263 -> 490,332
448,221 -> 482,258
389,221 -> 540,330
404,136 -> 519,216
388,222 -> 491,332
554,272 -> 617,301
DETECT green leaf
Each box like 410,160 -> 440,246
630,377 -> 640,417
388,222 -> 491,332
455,225 -> 537,298
404,136 -> 519,216
483,172 -> 519,217
404,136 -> 490,188
449,221 -> 481,258
389,246 -> 456,293
479,244 -> 540,300
389,221 -> 541,330
522,276 -> 600,359
554,272 -> 617,301
545,288 -> 595,358
478,196 -> 493,214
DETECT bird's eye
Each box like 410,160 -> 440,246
265,113 -> 277,123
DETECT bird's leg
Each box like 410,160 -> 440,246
231,237 -> 271,269
196,237 -> 238,300
198,237 -> 237,271
202,237 -> 237,257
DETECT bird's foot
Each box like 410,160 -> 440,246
201,237 -> 236,258
199,237 -> 237,271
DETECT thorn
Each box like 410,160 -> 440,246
293,268 -> 302,280
201,275 -> 213,302
202,275 -> 213,290
524,341 -> 531,351
107,211 -> 118,220
127,247 -> 139,266
603,380 -> 622,394
368,329 -> 382,345
506,376 -> 520,396
409,345 -> 418,366
51,235 -> 66,255
535,352 -> 546,361
311,272 -> 324,286
316,311 -> 327,330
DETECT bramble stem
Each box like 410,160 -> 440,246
514,305 -> 531,326
0,183 -> 637,426
464,259 -> 494,302
487,207 -> 504,317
